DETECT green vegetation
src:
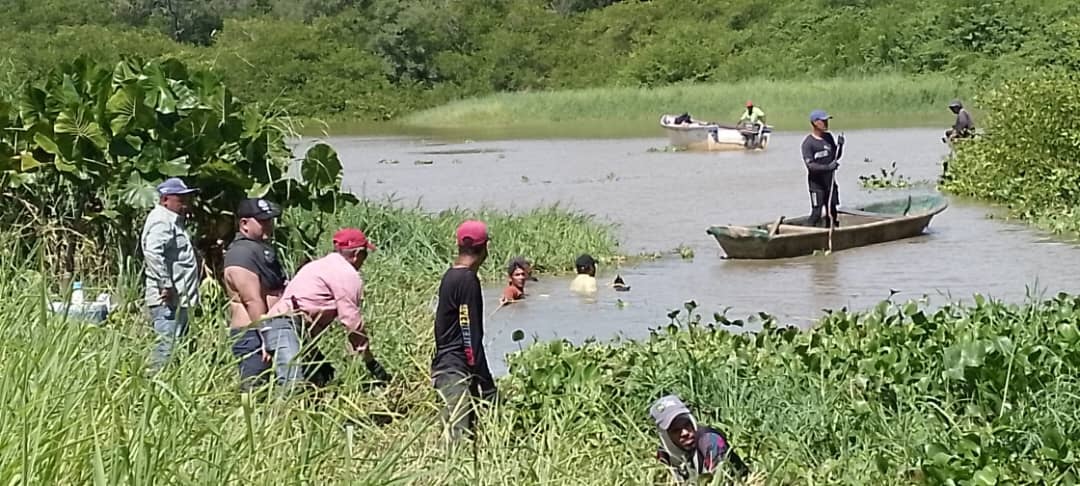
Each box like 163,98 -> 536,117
942,73 -> 1080,235
505,296 -> 1080,483
2,0 -> 1077,125
0,200 -> 621,483
0,56 -> 354,278
403,74 -> 962,135
859,161 -> 913,190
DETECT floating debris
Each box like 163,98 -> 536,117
414,159 -> 434,165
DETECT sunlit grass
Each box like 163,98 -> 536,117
400,74 -> 967,138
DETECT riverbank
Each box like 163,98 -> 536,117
393,74 -> 968,139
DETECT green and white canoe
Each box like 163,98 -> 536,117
707,194 -> 949,259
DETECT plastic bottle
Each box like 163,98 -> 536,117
71,281 -> 85,306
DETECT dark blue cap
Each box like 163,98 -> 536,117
809,110 -> 832,122
156,178 -> 199,196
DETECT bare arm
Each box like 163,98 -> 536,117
224,266 -> 267,323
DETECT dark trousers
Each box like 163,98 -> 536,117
433,369 -> 497,442
230,326 -> 335,393
808,184 -> 839,227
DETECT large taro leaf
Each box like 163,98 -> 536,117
118,172 -> 158,209
106,83 -> 154,136
142,62 -> 177,115
301,143 -> 343,193
157,156 -> 191,178
55,106 -> 108,152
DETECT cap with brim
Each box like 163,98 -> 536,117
457,220 -> 489,248
333,228 -> 377,251
948,100 -> 963,108
809,110 -> 832,122
237,198 -> 282,221
650,395 -> 692,429
157,177 -> 199,196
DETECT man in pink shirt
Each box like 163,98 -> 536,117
262,227 -> 391,391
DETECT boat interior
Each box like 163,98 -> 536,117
755,212 -> 892,235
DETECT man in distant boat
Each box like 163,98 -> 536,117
801,110 -> 845,228
944,99 -> 975,142
738,101 -> 767,148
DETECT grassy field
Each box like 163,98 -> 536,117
399,74 -> 968,138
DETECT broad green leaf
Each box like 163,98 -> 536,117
302,143 -> 343,191
247,182 -> 272,198
33,132 -> 61,155
106,84 -> 148,136
55,108 -> 108,150
119,172 -> 158,209
156,156 -> 191,177
19,152 -> 41,172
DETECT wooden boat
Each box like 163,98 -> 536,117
659,113 -> 772,151
706,194 -> 948,259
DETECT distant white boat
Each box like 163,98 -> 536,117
659,113 -> 772,151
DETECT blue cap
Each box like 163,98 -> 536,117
810,110 -> 832,122
156,178 -> 199,196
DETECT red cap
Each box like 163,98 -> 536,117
456,220 -> 489,248
332,228 -> 376,251
746,100 -> 754,107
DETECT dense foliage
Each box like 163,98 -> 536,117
0,56 -> 355,277
2,0 -> 1078,121
504,296 -> 1080,483
942,72 -> 1080,234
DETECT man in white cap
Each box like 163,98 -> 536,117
141,177 -> 200,373
650,394 -> 749,484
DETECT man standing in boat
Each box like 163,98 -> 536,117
801,110 -> 845,227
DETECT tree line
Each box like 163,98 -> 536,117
1,0 -> 1078,121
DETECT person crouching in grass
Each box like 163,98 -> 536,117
650,394 -> 750,484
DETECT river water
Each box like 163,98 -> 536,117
324,128 -> 1080,375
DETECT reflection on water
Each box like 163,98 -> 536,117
315,128 -> 1080,376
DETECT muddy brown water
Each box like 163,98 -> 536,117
315,128 -> 1080,375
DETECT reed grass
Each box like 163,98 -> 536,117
401,74 -> 967,138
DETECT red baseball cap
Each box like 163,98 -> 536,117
746,100 -> 754,107
456,220 -> 489,248
333,228 -> 376,251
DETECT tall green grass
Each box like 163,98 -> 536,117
402,74 -> 967,138
0,201 -> 625,484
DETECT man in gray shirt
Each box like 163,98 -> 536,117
141,178 -> 201,373
945,100 -> 975,141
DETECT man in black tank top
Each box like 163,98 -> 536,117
223,198 -> 288,391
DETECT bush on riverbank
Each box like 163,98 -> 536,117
504,295 -> 1080,483
942,73 -> 1080,235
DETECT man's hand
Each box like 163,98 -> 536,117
159,287 -> 176,303
365,357 -> 392,384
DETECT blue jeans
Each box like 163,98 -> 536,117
148,305 -> 189,373
231,328 -> 270,392
262,316 -> 304,391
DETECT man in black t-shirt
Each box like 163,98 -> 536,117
432,220 -> 497,442
800,110 -> 846,227
223,198 -> 289,391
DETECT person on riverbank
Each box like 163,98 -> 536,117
569,254 -> 598,295
650,395 -> 749,484
223,198 -> 287,391
262,228 -> 391,392
141,177 -> 200,374
801,110 -> 845,228
432,220 -> 498,442
500,256 -> 531,305
944,100 -> 975,142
